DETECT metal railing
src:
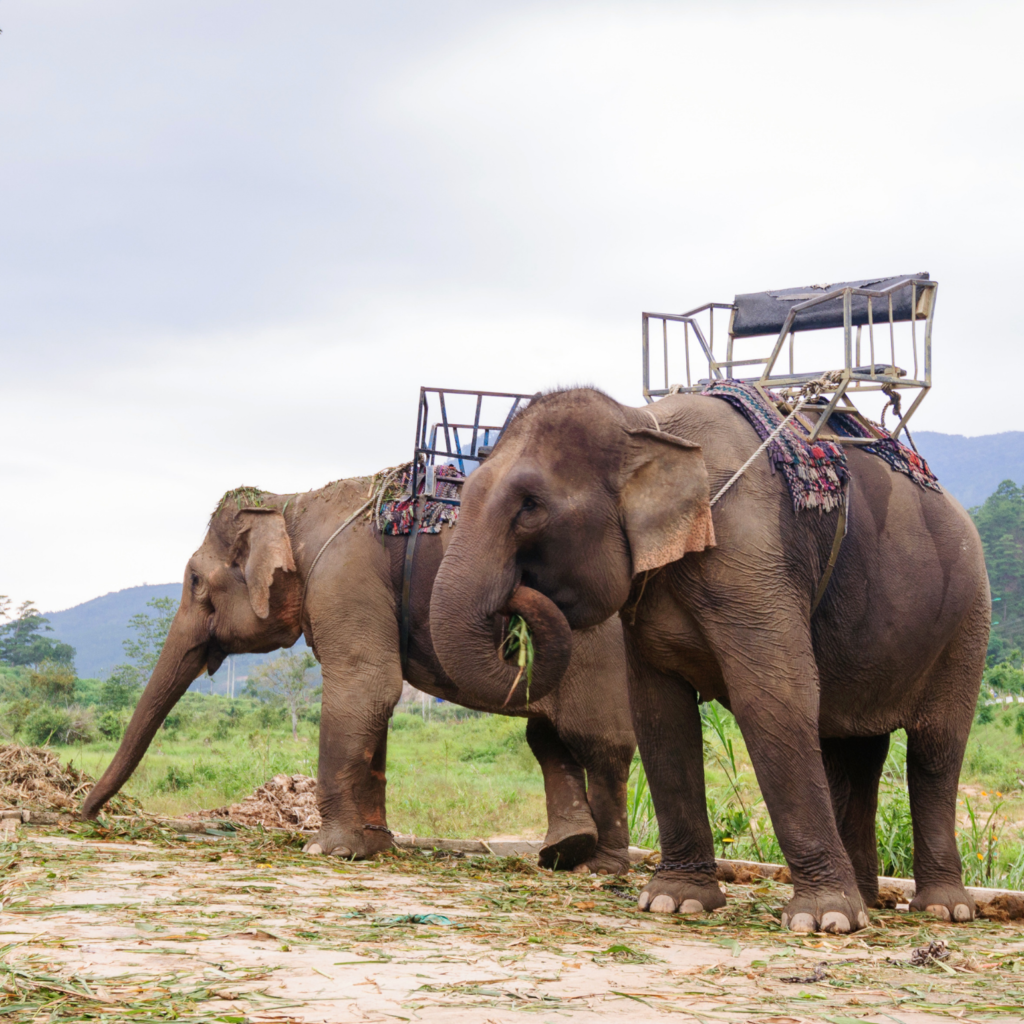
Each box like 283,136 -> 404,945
408,387 -> 534,504
642,277 -> 937,443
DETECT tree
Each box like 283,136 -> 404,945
971,481 -> 1024,664
101,597 -> 178,709
28,660 -> 77,706
245,651 -> 321,740
0,597 -> 76,667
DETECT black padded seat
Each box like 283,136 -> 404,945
730,274 -> 930,338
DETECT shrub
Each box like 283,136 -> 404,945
155,761 -> 218,793
22,705 -> 95,745
97,709 -> 126,740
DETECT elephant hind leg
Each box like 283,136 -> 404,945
821,734 -> 889,908
905,613 -> 985,923
526,717 -> 598,870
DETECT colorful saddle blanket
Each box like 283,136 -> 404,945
377,463 -> 461,535
700,380 -> 940,513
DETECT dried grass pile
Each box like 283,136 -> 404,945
0,744 -> 140,816
208,773 -> 320,830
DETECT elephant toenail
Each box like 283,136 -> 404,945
788,913 -> 817,932
820,912 -> 851,933
953,903 -> 972,921
680,899 -> 704,914
780,912 -> 789,929
857,911 -> 869,929
637,891 -> 652,911
649,895 -> 677,914
925,904 -> 951,921
304,843 -> 323,855
329,846 -> 353,858
572,864 -> 590,875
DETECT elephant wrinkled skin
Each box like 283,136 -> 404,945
431,389 -> 989,932
81,477 -> 636,875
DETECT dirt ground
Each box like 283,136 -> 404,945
2,823 -> 1024,1023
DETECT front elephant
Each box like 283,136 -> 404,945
431,388 -> 989,933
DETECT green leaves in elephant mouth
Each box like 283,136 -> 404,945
501,615 -> 535,708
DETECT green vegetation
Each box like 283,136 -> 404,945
971,479 -> 1024,664
0,597 -> 75,667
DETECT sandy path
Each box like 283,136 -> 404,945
2,827 -> 1023,1022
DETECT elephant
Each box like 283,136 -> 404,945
430,387 -> 990,933
81,474 -> 636,875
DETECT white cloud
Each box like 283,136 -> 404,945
1,0 -> 1021,610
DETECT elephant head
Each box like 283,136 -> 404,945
430,389 -> 715,705
81,496 -> 303,818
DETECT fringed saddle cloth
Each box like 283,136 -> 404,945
701,381 -> 940,513
376,463 -> 462,535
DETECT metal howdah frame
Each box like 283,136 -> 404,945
641,275 -> 937,443
406,387 -> 535,504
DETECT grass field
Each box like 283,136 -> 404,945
26,690 -> 1024,887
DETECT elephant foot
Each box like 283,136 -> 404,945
910,882 -> 975,922
303,825 -> 393,860
780,890 -> 869,933
637,869 -> 727,916
538,820 -> 599,871
571,847 -> 631,877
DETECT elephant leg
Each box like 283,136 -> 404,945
904,622 -> 982,922
571,738 -> 634,876
550,620 -> 635,875
629,649 -> 726,915
527,717 -> 599,870
720,633 -> 867,933
304,619 -> 404,859
821,734 -> 889,908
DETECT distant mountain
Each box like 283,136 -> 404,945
914,432 -> 1024,508
45,584 -> 182,680
44,583 -> 305,683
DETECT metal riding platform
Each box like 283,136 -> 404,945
641,273 -> 936,445
398,387 -> 534,663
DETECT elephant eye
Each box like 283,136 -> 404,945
521,496 -> 538,512
190,571 -> 201,589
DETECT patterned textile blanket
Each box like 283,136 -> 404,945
700,380 -> 940,513
377,463 -> 461,535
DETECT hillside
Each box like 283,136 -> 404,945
44,583 -> 305,683
915,431 -> 1024,508
44,584 -> 181,679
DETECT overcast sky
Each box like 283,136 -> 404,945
2,0 -> 1022,613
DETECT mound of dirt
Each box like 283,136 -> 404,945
204,773 -> 320,831
0,744 -> 140,817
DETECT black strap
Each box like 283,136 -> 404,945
399,495 -> 425,667
811,494 -> 849,615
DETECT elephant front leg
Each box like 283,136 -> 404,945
526,717 -> 599,870
726,650 -> 868,933
628,651 -> 725,915
304,635 -> 403,859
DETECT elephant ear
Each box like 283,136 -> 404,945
620,427 -> 716,574
229,509 -> 298,619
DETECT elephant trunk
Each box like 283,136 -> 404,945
80,615 -> 210,819
430,534 -> 571,710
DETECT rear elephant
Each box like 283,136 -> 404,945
82,475 -> 636,875
431,387 -> 988,932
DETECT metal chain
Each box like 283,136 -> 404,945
653,859 -> 717,874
